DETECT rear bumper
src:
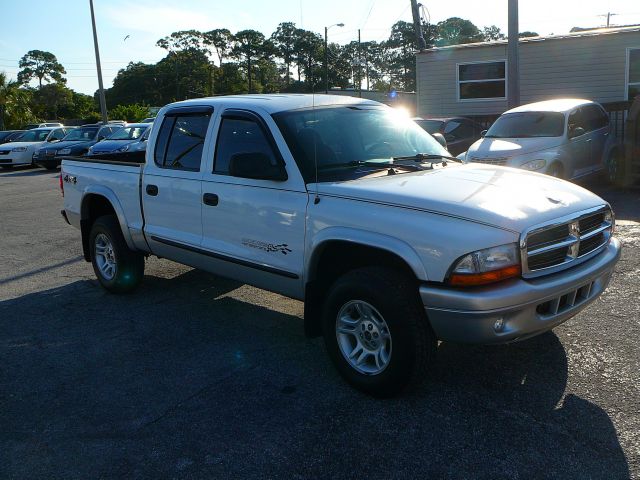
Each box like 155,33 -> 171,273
420,237 -> 621,344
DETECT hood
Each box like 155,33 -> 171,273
46,139 -> 95,151
90,139 -> 137,153
0,141 -> 44,149
467,137 -> 564,160
316,164 -> 607,233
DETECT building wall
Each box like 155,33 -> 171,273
416,30 -> 640,117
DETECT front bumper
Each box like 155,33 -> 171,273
0,153 -> 31,165
420,237 -> 621,344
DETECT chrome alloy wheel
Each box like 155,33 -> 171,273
94,233 -> 117,281
336,300 -> 392,375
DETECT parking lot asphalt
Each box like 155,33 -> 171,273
0,167 -> 638,479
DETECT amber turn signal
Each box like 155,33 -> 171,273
449,265 -> 521,287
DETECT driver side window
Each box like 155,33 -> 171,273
568,109 -> 586,137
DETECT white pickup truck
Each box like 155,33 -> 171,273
61,95 -> 621,397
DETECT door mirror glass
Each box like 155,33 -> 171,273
480,129 -> 487,138
569,126 -> 585,139
432,133 -> 447,149
228,152 -> 288,181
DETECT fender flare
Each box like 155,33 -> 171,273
306,226 -> 429,282
80,185 -> 136,251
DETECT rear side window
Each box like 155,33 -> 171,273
581,104 -> 609,132
154,113 -> 211,171
213,117 -> 278,175
50,129 -> 66,141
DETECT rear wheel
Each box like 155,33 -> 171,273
322,267 -> 436,397
89,215 -> 144,293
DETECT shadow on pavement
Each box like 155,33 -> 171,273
0,270 -> 630,478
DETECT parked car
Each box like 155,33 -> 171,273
87,123 -> 150,156
413,117 -> 483,155
0,130 -> 26,144
461,99 -> 619,181
0,127 -> 71,169
34,124 -> 122,170
60,94 -> 620,397
22,122 -> 64,129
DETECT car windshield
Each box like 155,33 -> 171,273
15,129 -> 50,142
485,112 -> 565,138
414,119 -> 444,134
107,126 -> 148,140
62,127 -> 98,141
274,105 -> 449,182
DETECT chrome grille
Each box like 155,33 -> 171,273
521,206 -> 613,278
469,156 -> 508,166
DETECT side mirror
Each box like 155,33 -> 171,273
432,133 -> 447,150
228,152 -> 288,181
480,130 -> 487,138
569,126 -> 585,139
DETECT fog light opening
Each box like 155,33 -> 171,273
493,318 -> 505,332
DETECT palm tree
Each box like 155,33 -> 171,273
0,72 -> 34,130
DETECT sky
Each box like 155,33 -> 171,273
0,0 -> 639,95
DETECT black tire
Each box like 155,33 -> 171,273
44,164 -> 57,171
547,162 -> 564,179
322,266 -> 436,397
89,215 -> 144,293
1,165 -> 12,171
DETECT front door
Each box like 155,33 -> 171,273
200,108 -> 308,299
566,107 -> 590,178
142,107 -> 213,263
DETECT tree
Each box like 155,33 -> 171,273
232,29 -> 268,93
17,50 -> 66,88
105,62 -> 163,108
32,83 -> 73,119
271,22 -> 298,85
519,31 -> 539,38
0,72 -> 35,129
203,28 -> 233,66
108,103 -> 151,122
435,17 -> 484,46
483,25 -> 506,41
387,21 -> 418,91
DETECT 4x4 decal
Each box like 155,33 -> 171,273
242,239 -> 292,255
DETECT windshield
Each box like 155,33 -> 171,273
485,112 -> 565,138
107,126 -> 148,140
15,129 -> 50,142
62,127 -> 98,142
274,106 -> 448,182
414,119 -> 444,134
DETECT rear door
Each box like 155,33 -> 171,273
142,106 -> 213,263
200,108 -> 308,299
580,104 -> 610,171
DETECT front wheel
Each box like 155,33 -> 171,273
322,267 -> 436,397
89,215 -> 144,293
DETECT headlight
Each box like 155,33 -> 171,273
118,144 -> 130,152
58,148 -> 71,155
521,159 -> 546,171
11,146 -> 27,152
448,243 -> 521,286
604,209 -> 615,235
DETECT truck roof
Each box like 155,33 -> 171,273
163,94 -> 380,114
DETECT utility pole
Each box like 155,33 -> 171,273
324,23 -> 344,94
410,0 -> 426,50
89,0 -> 108,123
357,29 -> 362,98
507,0 -> 520,109
598,12 -> 618,27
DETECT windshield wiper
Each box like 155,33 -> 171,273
318,160 -> 423,172
392,153 -> 463,164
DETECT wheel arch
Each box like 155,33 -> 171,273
80,187 -> 134,261
303,228 -> 428,338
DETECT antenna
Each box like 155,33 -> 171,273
312,72 -> 320,205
